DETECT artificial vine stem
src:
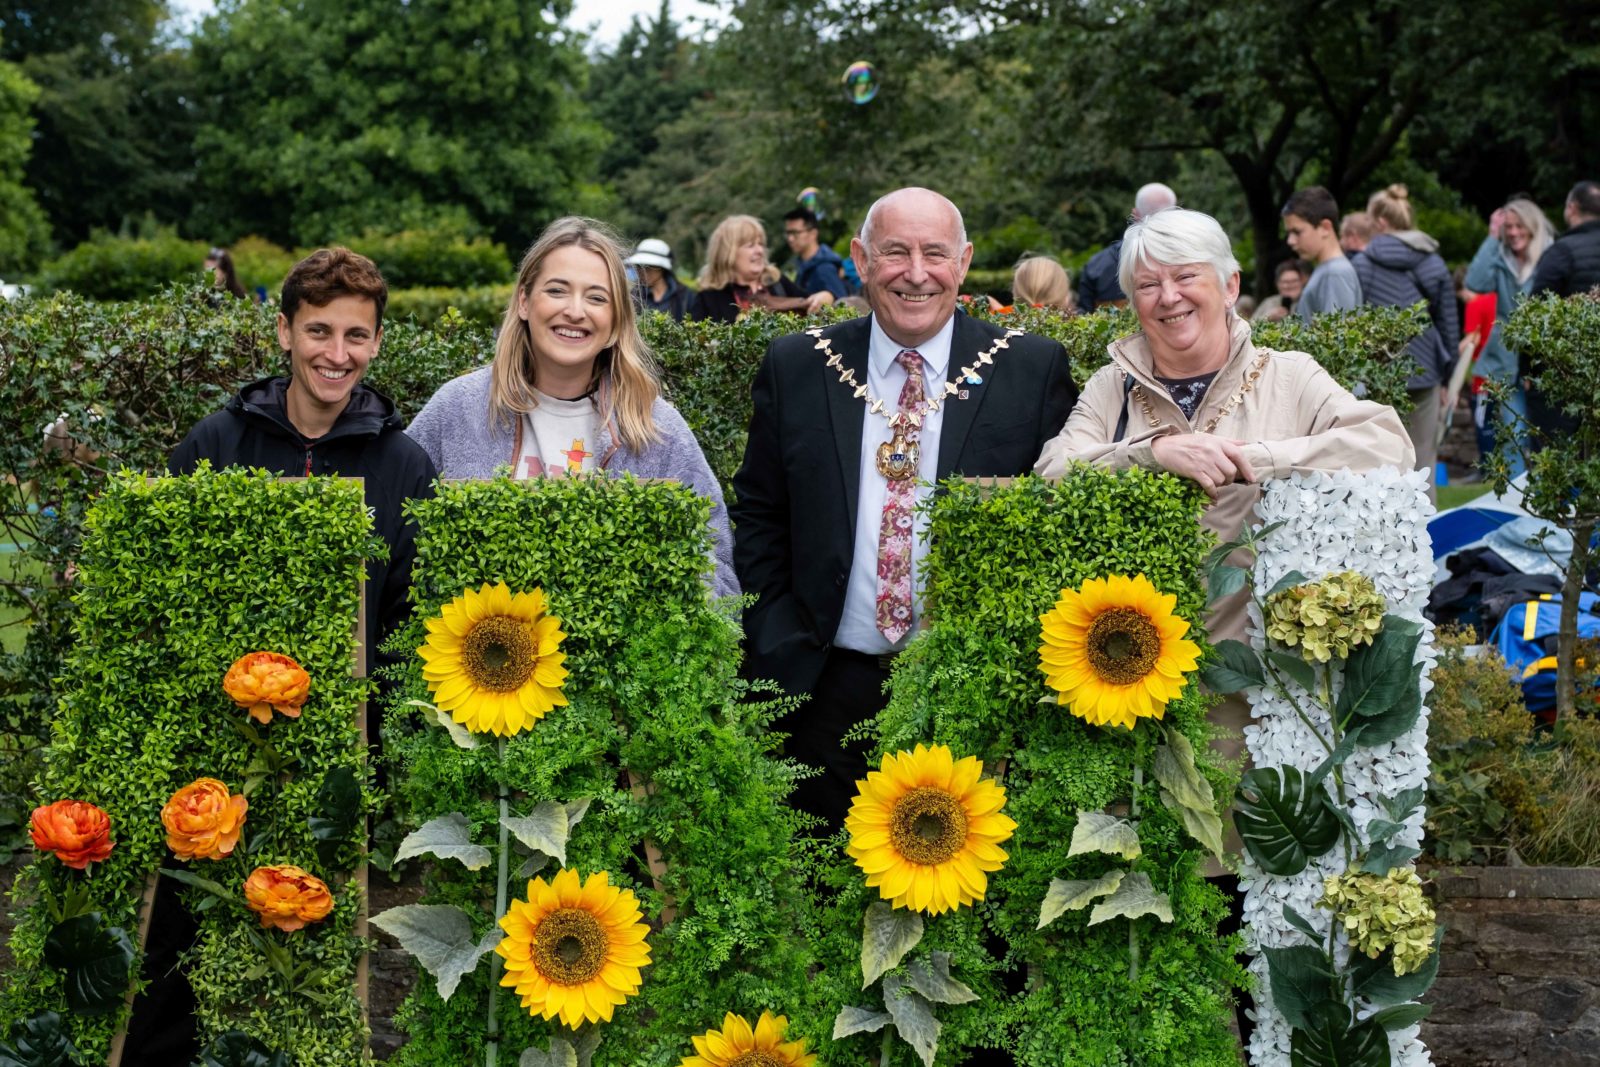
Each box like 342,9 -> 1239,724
486,737 -> 511,1067
880,1025 -> 896,1066
1129,761 -> 1142,986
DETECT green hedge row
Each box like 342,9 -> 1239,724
0,469 -> 377,1060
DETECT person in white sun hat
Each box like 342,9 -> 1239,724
626,236 -> 695,321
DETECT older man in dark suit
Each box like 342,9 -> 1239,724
731,186 -> 1076,831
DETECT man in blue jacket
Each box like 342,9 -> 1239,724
784,208 -> 848,300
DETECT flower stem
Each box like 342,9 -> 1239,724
1321,663 -> 1354,867
486,738 -> 511,1067
1129,758 -> 1143,1064
880,1026 -> 895,1066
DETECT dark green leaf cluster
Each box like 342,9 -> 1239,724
811,472 -> 1245,1066
382,476 -> 814,1066
640,304 -> 860,497
31,230 -> 212,301
0,468 -> 377,1061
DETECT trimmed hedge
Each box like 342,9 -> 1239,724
34,230 -> 210,301
0,469 -> 378,1061
382,476 -> 812,1066
386,285 -> 512,328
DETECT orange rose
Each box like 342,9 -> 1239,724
162,778 -> 248,861
31,799 -> 113,869
243,865 -> 334,932
223,652 -> 311,724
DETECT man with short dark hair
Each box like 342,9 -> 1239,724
1282,186 -> 1362,321
1076,182 -> 1177,313
783,207 -> 848,300
170,247 -> 437,661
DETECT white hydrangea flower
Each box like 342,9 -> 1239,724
1239,468 -> 1436,1067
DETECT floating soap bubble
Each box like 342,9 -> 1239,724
797,187 -> 822,218
842,61 -> 878,105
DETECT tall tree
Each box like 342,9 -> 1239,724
189,0 -> 607,249
3,0 -> 196,245
0,31 -> 49,272
585,0 -> 706,238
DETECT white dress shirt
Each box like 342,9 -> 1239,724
833,313 -> 956,654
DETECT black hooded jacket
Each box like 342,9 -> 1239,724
169,376 -> 438,661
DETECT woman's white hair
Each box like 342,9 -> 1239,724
1117,207 -> 1240,296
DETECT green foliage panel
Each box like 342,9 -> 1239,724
383,476 -> 812,1067
808,471 -> 1246,1065
0,468 -> 379,1061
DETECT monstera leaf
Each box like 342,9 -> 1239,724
41,914 -> 135,1017
0,1011 -> 80,1067
1289,1003 -> 1391,1067
194,1031 -> 292,1067
1235,766 -> 1341,876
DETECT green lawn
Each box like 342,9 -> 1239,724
0,551 -> 46,656
1438,483 -> 1492,511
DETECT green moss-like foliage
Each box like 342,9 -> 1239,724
383,475 -> 812,1067
804,471 -> 1247,1066
0,467 -> 380,1061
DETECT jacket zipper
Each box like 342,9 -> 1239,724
304,447 -> 314,476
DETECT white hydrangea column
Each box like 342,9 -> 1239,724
1238,468 -> 1437,1067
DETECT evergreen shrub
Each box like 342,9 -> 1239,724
0,468 -> 380,1061
381,476 -> 812,1066
347,228 -> 514,291
385,285 -> 511,328
805,471 -> 1246,1064
34,230 -> 210,301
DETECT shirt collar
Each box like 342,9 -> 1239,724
868,312 -> 955,380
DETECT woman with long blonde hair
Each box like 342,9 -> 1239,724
1463,197 -> 1556,475
407,216 -> 736,596
688,214 -> 825,322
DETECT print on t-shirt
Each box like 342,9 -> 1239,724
516,391 -> 602,480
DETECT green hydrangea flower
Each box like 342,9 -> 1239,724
1318,867 -> 1437,975
1264,571 -> 1386,663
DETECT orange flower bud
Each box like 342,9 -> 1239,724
223,652 -> 311,724
243,865 -> 334,932
162,778 -> 248,861
31,799 -> 114,869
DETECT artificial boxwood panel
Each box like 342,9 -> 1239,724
382,476 -> 812,1066
804,471 -> 1247,1064
0,468 -> 378,1062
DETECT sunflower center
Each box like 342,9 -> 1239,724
531,908 -> 607,985
1086,608 -> 1161,685
462,616 -> 538,692
729,1053 -> 785,1067
889,787 -> 968,865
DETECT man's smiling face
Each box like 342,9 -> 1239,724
853,189 -> 973,348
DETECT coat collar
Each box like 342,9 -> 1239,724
1106,314 -> 1257,427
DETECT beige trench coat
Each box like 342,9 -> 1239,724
1034,314 -> 1414,863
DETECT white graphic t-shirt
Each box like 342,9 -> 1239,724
515,389 -> 602,479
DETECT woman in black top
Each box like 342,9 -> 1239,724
689,214 -> 829,322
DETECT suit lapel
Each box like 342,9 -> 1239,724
936,313 -> 995,475
821,317 -> 872,532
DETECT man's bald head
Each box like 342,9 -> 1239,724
858,188 -> 968,253
851,187 -> 974,348
1134,183 -> 1178,220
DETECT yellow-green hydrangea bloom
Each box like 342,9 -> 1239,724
1264,571 -> 1386,663
1318,867 -> 1437,975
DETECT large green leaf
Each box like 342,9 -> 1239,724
1349,929 -> 1444,1007
308,766 -> 360,868
0,1011 -> 80,1067
1037,870 -> 1124,930
1263,945 -> 1338,1031
904,952 -> 978,1005
1235,766 -> 1342,876
369,903 -> 502,1001
1087,872 -> 1173,926
882,975 -> 940,1067
832,1006 -> 893,1039
194,1031 -> 293,1067
861,903 -> 924,989
1068,812 -> 1141,861
1201,639 -> 1265,694
394,812 -> 491,870
1289,1003 -> 1391,1067
41,913 -> 135,1017
1336,619 -> 1422,724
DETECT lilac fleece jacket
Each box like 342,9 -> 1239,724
405,366 -> 738,599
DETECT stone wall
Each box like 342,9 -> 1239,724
1423,867 -> 1600,1066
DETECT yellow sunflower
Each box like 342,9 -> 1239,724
679,1010 -> 817,1067
845,743 -> 1016,915
1039,573 -> 1202,731
496,868 -> 651,1028
418,581 -> 568,737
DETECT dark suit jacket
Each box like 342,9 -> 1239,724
731,311 -> 1076,696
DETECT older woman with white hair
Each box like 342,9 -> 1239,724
1034,207 -> 1413,763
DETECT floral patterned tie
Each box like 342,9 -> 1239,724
875,349 -> 924,643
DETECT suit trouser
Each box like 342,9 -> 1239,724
781,647 -> 1016,1066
